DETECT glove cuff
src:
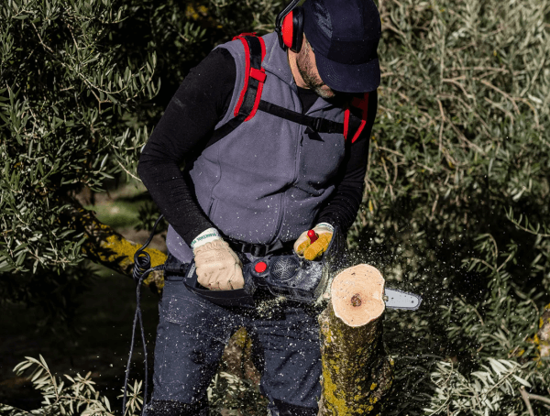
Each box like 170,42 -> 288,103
191,227 -> 221,249
315,222 -> 334,233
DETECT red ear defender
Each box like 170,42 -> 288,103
282,11 -> 295,50
276,0 -> 304,52
278,5 -> 303,52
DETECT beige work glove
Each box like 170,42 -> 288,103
293,223 -> 334,261
191,228 -> 244,291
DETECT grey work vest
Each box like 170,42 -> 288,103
167,32 -> 349,262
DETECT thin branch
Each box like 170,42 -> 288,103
377,145 -> 435,173
484,97 -> 515,125
442,78 -> 475,100
447,119 -> 485,154
469,258 -> 496,272
515,97 -> 540,129
444,66 -> 510,74
508,215 -> 550,238
526,393 -> 550,406
437,99 -> 445,157
31,22 -> 55,54
520,387 -> 535,416
478,79 -> 520,115
117,161 -> 140,181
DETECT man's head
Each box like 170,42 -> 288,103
288,0 -> 381,95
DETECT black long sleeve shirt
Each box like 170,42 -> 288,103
138,48 -> 377,246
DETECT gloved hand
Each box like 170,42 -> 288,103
192,228 -> 244,291
293,223 -> 334,261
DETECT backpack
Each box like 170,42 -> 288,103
208,33 -> 372,148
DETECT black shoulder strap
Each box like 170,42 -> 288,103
257,101 -> 344,134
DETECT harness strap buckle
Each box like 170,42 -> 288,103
311,117 -> 323,132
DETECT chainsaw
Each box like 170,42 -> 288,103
168,252 -> 422,311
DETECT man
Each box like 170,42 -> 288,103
138,0 -> 381,414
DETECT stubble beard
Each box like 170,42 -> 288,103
296,51 -> 335,100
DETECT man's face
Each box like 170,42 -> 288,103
295,39 -> 336,99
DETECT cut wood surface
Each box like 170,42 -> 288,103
331,264 -> 386,327
318,264 -> 393,415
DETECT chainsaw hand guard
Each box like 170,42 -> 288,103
322,226 -> 348,273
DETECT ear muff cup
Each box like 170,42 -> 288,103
280,6 -> 304,52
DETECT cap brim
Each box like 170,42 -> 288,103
315,52 -> 380,94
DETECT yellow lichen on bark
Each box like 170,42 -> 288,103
102,233 -> 167,289
70,203 -> 167,290
524,303 -> 550,362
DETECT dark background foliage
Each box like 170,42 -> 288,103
1,0 -> 549,414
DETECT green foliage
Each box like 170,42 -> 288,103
350,0 -> 550,293
345,0 -> 550,413
5,355 -> 265,416
0,0 -> 284,324
0,0 -> 158,320
425,358 -> 537,415
111,0 -> 283,110
5,355 -> 143,416
2,0 -> 550,413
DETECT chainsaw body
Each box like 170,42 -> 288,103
181,253 -> 422,310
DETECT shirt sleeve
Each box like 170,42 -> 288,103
137,48 -> 236,246
316,90 -> 378,234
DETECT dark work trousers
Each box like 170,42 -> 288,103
143,272 -> 323,416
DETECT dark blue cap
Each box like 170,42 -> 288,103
303,0 -> 381,93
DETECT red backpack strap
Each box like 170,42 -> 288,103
206,34 -> 268,147
344,92 -> 370,143
232,33 -> 267,121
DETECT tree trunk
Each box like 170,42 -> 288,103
69,202 -> 167,291
317,265 -> 394,415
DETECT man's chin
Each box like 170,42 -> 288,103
313,85 -> 336,99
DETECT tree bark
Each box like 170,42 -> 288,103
317,265 -> 394,415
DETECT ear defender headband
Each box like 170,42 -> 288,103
276,0 -> 304,52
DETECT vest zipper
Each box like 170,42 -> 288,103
272,123 -> 304,244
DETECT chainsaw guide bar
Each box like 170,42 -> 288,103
383,287 -> 422,310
